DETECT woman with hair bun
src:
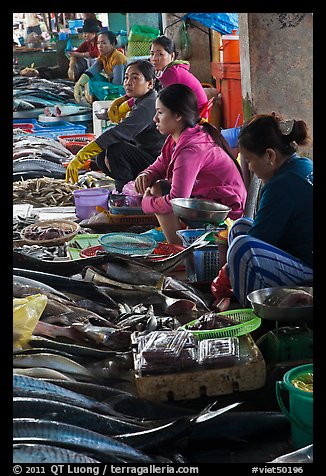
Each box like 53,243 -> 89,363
135,83 -> 247,244
211,113 -> 313,308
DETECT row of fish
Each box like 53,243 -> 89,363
13,77 -> 76,111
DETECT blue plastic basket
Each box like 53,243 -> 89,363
176,228 -> 223,246
185,244 -> 224,283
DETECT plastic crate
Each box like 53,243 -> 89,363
13,119 -> 45,130
34,125 -> 87,140
127,41 -> 151,58
68,19 -> 84,30
181,309 -> 262,340
58,133 -> 96,154
13,123 -> 34,132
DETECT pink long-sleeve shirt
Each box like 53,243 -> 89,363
127,62 -> 209,117
141,125 -> 247,220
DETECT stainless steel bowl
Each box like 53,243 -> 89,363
171,198 -> 231,226
247,286 -> 313,322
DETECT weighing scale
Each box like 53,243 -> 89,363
247,287 -> 313,367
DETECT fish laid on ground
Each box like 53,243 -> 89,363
13,397 -> 151,437
13,353 -> 97,381
13,419 -> 154,463
13,443 -> 100,463
13,368 -> 76,381
116,402 -> 241,450
13,268 -> 118,308
13,374 -> 133,419
270,444 -> 313,463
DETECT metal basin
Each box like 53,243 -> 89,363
171,198 -> 231,227
247,286 -> 313,322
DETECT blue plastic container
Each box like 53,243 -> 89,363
185,244 -> 222,283
221,126 -> 241,148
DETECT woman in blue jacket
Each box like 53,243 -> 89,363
211,113 -> 313,307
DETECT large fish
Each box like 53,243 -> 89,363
14,375 -> 138,419
13,397 -> 151,436
13,353 -> 97,381
13,268 -> 118,308
13,158 -> 67,174
116,402 -> 241,450
13,419 -> 154,463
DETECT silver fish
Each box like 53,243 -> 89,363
13,443 -> 100,463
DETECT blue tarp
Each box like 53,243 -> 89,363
182,13 -> 238,35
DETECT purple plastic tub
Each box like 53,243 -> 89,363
74,189 -> 110,220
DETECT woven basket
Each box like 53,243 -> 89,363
180,309 -> 261,340
20,220 -> 80,247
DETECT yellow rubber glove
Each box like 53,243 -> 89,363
74,73 -> 89,103
108,95 -> 129,123
117,100 -> 131,122
65,141 -> 103,184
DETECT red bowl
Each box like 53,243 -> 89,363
79,245 -> 105,258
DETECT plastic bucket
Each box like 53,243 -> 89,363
276,364 -> 313,449
74,189 -> 110,220
219,30 -> 240,63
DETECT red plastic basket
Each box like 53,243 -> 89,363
58,134 -> 96,154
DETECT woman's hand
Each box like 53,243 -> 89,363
135,173 -> 152,195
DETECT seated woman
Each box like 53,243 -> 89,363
109,35 -> 209,123
67,18 -> 100,82
66,60 -> 166,192
74,30 -> 126,103
211,113 -> 313,307
134,84 -> 247,244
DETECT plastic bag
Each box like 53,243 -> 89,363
13,294 -> 48,350
175,21 -> 192,60
128,25 -> 160,42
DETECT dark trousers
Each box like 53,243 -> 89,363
95,141 -> 156,192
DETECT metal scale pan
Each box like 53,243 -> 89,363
247,286 -> 313,323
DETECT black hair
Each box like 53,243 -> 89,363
238,113 -> 310,156
158,84 -> 243,177
98,30 -> 117,46
125,60 -> 156,81
151,35 -> 178,59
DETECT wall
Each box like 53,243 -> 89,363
162,13 -> 212,84
126,13 -> 161,31
238,13 -> 313,157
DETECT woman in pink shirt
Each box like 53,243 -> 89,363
109,35 -> 209,123
135,84 -> 247,244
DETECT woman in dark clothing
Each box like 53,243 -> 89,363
66,60 -> 166,192
211,113 -> 313,307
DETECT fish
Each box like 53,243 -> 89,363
13,267 -> 118,308
13,374 -> 133,418
270,444 -> 313,463
13,353 -> 97,381
13,171 -> 68,181
13,275 -> 72,301
43,379 -> 135,401
13,419 -> 154,463
13,368 -> 76,381
186,411 -> 291,443
13,347 -> 90,365
28,335 -> 125,359
13,158 -> 67,174
13,98 -> 35,111
13,443 -> 100,463
116,402 -> 241,450
13,397 -> 151,436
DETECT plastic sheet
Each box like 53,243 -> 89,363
13,294 -> 48,350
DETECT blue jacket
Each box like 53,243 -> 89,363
248,154 -> 313,268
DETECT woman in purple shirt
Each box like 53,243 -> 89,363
109,35 -> 209,123
135,84 -> 247,244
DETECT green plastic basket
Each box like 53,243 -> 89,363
181,309 -> 261,340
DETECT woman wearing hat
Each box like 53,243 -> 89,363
67,18 -> 101,81
74,30 -> 126,103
